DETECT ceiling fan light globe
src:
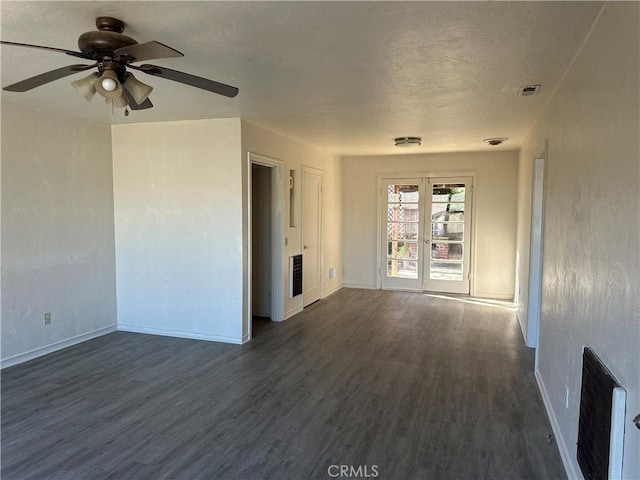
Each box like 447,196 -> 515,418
95,69 -> 123,99
71,72 -> 99,102
123,74 -> 153,104
101,78 -> 117,91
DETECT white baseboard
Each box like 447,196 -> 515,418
285,305 -> 303,320
383,286 -> 423,292
1,325 -> 117,369
322,284 -> 342,298
472,291 -> 515,301
342,283 -> 378,290
516,309 -> 528,345
535,370 -> 582,480
117,324 -> 244,345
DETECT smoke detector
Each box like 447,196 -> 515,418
394,137 -> 422,147
484,137 -> 508,146
519,84 -> 541,96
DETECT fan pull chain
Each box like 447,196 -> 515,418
124,107 -> 129,117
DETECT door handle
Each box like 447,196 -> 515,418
424,239 -> 431,244
303,245 -> 309,249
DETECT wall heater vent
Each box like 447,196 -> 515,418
519,84 -> 541,96
577,347 -> 626,480
289,255 -> 303,298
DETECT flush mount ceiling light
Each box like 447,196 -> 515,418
394,137 -> 422,148
484,137 -> 508,146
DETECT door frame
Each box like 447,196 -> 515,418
301,166 -> 323,306
530,142 -> 548,365
247,152 -> 285,341
376,172 -> 478,295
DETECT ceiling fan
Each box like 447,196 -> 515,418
1,16 -> 239,113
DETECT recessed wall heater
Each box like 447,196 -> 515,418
289,255 -> 303,298
577,347 -> 626,480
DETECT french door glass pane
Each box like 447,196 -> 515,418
387,222 -> 419,240
387,241 -> 418,260
387,259 -> 419,279
386,184 -> 420,279
388,185 -> 419,203
432,184 -> 465,202
431,223 -> 464,241
431,203 -> 465,221
431,242 -> 463,261
430,262 -> 463,281
387,204 -> 419,221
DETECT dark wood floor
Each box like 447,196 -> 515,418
2,289 -> 566,480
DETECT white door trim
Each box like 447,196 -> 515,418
247,152 -> 285,341
531,143 -> 548,363
301,166 -> 323,306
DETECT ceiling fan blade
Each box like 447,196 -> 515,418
1,41 -> 91,60
124,88 -> 153,110
133,97 -> 153,110
115,41 -> 183,63
130,64 -> 238,98
3,64 -> 98,92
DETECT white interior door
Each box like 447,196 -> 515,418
302,167 -> 322,306
423,177 -> 473,294
381,179 -> 425,291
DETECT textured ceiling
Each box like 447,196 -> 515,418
1,1 -> 603,155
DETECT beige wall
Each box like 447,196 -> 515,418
3,111 -> 342,354
1,102 -> 117,366
241,120 -> 343,333
516,3 -> 639,478
112,119 -> 245,343
342,151 -> 519,299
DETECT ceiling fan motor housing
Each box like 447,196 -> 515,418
78,17 -> 137,57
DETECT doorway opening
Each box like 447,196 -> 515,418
251,164 -> 273,335
248,153 -> 285,340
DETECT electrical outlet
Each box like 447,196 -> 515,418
329,268 -> 336,279
44,312 -> 51,325
564,385 -> 570,408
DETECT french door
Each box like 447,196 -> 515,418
381,179 -> 425,290
423,177 -> 472,294
381,176 -> 473,294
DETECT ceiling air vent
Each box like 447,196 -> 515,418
519,84 -> 541,96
